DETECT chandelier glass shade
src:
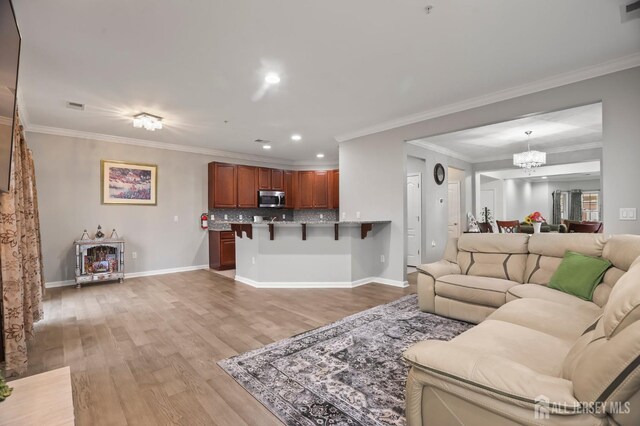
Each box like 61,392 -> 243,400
133,112 -> 163,131
513,131 -> 546,173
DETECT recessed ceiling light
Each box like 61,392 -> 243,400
265,73 -> 281,85
263,145 -> 272,150
291,134 -> 302,141
316,153 -> 325,158
541,176 -> 548,179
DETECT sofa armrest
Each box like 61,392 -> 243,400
403,340 -> 581,412
416,260 -> 461,280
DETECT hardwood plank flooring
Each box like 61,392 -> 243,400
21,271 -> 418,425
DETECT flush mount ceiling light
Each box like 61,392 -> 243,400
264,72 -> 281,85
262,145 -> 272,150
316,153 -> 325,158
513,130 -> 546,174
291,134 -> 302,141
133,112 -> 163,131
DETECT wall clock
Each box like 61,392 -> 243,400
434,163 -> 445,185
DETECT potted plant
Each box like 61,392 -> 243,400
525,211 -> 546,234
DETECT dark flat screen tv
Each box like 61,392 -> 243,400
0,0 -> 20,193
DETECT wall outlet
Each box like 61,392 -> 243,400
320,213 -> 324,219
211,214 -> 215,220
620,208 -> 637,221
282,214 -> 286,220
432,240 -> 436,247
380,254 -> 385,263
224,214 -> 228,220
132,252 -> 138,259
252,256 -> 255,265
342,212 -> 347,220
173,215 -> 179,222
356,211 -> 361,219
239,214 -> 243,220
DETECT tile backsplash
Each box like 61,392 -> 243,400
208,208 -> 338,230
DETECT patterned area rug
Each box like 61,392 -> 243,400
218,294 -> 472,425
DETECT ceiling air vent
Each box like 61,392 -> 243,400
66,101 -> 85,111
622,1 -> 640,21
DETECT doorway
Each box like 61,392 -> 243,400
448,181 -> 461,236
407,173 -> 422,267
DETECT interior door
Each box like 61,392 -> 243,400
407,174 -> 422,267
448,181 -> 461,236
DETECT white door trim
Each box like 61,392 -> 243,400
407,173 -> 422,267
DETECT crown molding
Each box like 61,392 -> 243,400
336,53 -> 640,143
409,140 -> 602,164
407,140 -> 474,163
25,124 -> 338,169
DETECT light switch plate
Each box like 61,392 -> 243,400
620,208 -> 637,221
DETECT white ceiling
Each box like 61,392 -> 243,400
411,103 -> 603,163
12,0 -> 640,164
480,161 -> 601,182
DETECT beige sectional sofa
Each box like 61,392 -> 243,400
404,233 -> 640,425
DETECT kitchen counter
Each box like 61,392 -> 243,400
227,220 -> 400,288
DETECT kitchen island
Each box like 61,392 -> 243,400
223,221 -> 399,288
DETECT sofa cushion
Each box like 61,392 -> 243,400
527,233 -> 607,259
449,320 -> 573,376
603,235 -> 640,271
435,275 -> 518,308
506,283 -> 601,311
488,298 -> 601,342
548,251 -> 612,301
603,263 -> 640,338
457,234 -> 529,284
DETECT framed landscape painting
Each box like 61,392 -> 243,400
101,160 -> 157,205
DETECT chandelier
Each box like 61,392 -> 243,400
513,130 -> 545,173
133,112 -> 163,131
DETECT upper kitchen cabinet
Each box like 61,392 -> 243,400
209,162 -> 237,208
283,171 -> 295,209
258,168 -> 272,190
329,169 -> 339,209
237,165 -> 258,208
271,169 -> 284,190
312,171 -> 329,209
298,171 -> 315,209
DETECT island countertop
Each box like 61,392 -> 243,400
209,220 -> 391,230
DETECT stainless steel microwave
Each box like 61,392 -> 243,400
258,190 -> 285,208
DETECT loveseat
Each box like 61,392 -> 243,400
405,233 -> 640,425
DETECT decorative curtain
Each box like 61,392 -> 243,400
569,189 -> 583,222
552,190 -> 562,224
0,115 -> 45,376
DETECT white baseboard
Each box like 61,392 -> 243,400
235,275 -> 409,289
44,264 -> 210,288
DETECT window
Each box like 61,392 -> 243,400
581,191 -> 600,221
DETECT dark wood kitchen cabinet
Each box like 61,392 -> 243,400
209,163 -> 237,208
298,171 -> 315,209
209,231 -> 236,270
258,168 -> 272,190
329,169 -> 339,209
313,171 -> 329,209
284,171 -> 295,208
237,165 -> 258,208
271,169 -> 284,190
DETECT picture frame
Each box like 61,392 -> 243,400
101,160 -> 157,205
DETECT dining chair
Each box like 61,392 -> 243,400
478,222 -> 493,233
496,220 -> 521,233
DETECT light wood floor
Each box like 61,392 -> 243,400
22,270 -> 417,426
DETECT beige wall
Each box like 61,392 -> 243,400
27,132 -> 319,284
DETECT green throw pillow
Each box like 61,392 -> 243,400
548,251 -> 612,301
